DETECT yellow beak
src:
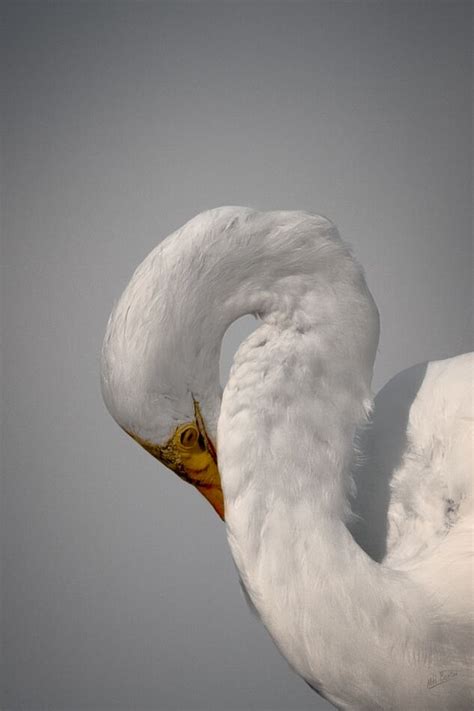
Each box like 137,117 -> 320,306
126,401 -> 224,520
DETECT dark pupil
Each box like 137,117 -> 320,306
182,429 -> 196,446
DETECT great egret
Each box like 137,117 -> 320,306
101,207 -> 473,709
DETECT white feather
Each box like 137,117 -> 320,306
101,207 -> 473,710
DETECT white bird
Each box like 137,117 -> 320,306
101,207 -> 473,710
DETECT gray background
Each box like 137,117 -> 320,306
1,1 -> 472,709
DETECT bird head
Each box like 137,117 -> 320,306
124,398 -> 224,519
100,303 -> 225,518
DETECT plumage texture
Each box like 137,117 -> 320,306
101,207 -> 473,710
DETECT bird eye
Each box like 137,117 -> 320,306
180,427 -> 198,448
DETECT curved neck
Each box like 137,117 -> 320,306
102,208 -> 379,445
215,253 -> 438,707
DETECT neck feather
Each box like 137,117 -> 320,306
203,214 -> 444,707
217,314 -> 442,707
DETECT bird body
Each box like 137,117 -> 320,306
101,207 -> 473,709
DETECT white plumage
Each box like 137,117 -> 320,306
101,207 -> 473,709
